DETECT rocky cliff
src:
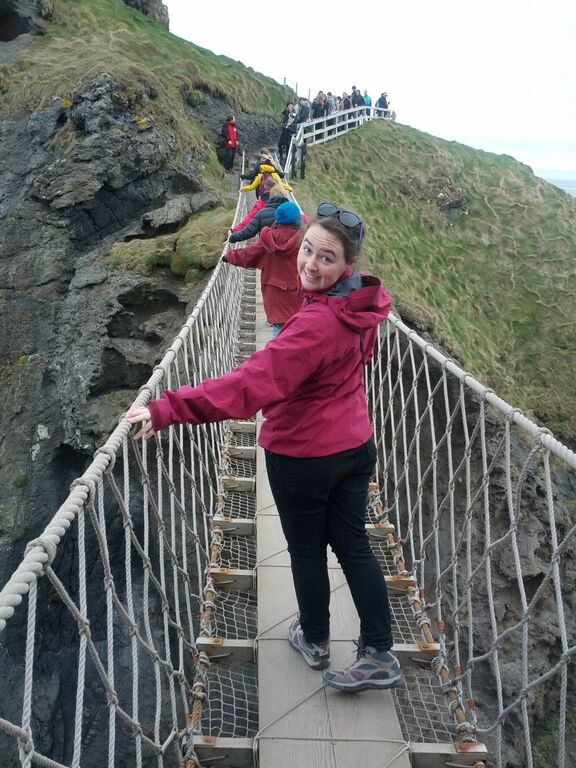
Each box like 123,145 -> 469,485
0,0 -> 280,587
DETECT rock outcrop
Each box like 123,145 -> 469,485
1,72 -> 207,583
0,62 -> 280,587
0,3 -> 283,764
122,0 -> 169,27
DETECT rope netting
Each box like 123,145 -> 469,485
0,144 -> 574,768
366,318 -> 576,767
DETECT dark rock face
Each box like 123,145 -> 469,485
183,88 -> 285,165
0,70 -> 214,765
0,3 -> 283,762
0,56 -> 283,761
0,71 -> 223,585
121,0 -> 169,27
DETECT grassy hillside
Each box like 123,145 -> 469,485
294,120 -> 576,444
0,0 -> 292,153
2,0 -> 574,446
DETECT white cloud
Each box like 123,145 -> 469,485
163,0 -> 576,174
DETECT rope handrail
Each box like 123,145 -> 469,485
0,139 -> 573,768
388,312 -> 576,468
367,320 -> 575,767
0,189 -> 247,634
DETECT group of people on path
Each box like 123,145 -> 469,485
277,88 -> 391,164
125,182 -> 403,693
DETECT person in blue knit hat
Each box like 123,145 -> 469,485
274,201 -> 301,226
224,201 -> 305,338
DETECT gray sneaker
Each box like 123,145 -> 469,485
288,618 -> 330,670
324,640 -> 402,691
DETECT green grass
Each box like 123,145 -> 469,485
102,203 -> 234,281
294,121 -> 576,444
2,1 -> 575,446
0,0 -> 294,164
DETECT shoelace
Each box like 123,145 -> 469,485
353,637 -> 368,660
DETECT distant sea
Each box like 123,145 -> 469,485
539,176 -> 576,198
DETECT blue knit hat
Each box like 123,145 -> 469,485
275,201 -> 301,226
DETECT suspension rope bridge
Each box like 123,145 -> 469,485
0,110 -> 574,768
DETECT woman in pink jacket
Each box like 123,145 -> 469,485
126,203 -> 402,692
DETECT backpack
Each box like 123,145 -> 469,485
258,171 -> 274,196
220,121 -> 228,143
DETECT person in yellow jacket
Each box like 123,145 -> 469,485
241,150 -> 292,198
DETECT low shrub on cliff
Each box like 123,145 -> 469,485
102,205 -> 232,281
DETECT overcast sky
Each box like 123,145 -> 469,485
163,0 -> 576,177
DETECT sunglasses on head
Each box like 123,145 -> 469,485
317,202 -> 363,249
317,202 -> 362,230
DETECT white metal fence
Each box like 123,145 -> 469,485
284,105 -> 395,177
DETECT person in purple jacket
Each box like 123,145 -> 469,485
125,203 -> 402,692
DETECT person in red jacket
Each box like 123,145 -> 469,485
221,115 -> 238,173
125,202 -> 402,693
224,200 -> 303,338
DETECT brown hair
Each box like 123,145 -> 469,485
304,215 -> 364,264
259,148 -> 274,163
266,183 -> 289,200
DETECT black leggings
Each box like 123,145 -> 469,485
265,438 -> 393,650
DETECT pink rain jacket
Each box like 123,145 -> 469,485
148,274 -> 392,457
224,224 -> 302,324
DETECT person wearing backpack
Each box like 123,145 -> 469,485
221,115 -> 238,174
240,151 -> 292,198
375,92 -> 389,114
228,185 -> 290,243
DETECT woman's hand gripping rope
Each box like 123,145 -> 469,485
125,406 -> 156,441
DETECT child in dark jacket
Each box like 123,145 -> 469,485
224,201 -> 303,337
228,186 -> 289,243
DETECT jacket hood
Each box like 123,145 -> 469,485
259,164 -> 276,173
259,224 -> 302,254
302,270 -> 392,332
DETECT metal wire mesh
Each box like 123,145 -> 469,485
213,590 -> 258,640
393,667 -> 454,743
218,535 -> 257,571
201,663 -> 259,738
222,492 -> 257,520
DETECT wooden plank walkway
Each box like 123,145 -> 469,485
253,287 -> 411,768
